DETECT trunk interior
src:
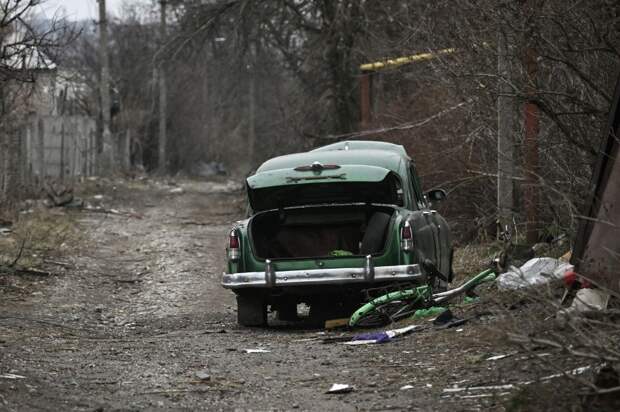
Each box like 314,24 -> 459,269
250,205 -> 395,259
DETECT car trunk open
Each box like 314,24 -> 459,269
246,164 -> 402,212
249,205 -> 395,260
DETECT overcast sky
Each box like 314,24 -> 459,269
41,0 -> 137,21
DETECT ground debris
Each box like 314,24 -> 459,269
82,206 -> 143,219
326,384 -> 354,394
195,371 -> 211,381
0,265 -> 52,277
0,374 -> 26,380
243,348 -> 271,353
44,181 -> 74,207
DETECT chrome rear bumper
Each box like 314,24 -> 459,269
222,255 -> 424,289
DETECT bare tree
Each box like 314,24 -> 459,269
63,0 -> 618,243
0,0 -> 76,214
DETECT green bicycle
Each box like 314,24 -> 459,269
349,268 -> 496,327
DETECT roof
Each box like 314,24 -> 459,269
1,23 -> 57,71
255,148 -> 406,174
311,140 -> 408,157
1,44 -> 57,71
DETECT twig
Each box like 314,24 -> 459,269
180,221 -> 209,226
9,238 -> 26,267
582,385 -> 620,396
82,208 -> 143,219
320,101 -> 471,140
0,265 -> 52,277
141,388 -> 219,395
43,259 -> 75,268
507,333 -> 620,363
0,315 -> 101,337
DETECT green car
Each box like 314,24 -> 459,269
222,140 -> 453,326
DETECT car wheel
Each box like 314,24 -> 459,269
237,294 -> 267,327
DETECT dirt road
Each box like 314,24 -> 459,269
0,179 -> 594,411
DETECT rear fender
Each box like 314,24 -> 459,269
407,211 -> 437,266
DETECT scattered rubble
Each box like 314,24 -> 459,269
43,181 -> 74,207
243,348 -> 271,354
557,288 -> 611,320
343,325 -> 420,345
326,384 -> 354,394
195,371 -> 211,381
0,374 -> 26,380
486,353 -> 517,361
497,257 -> 573,290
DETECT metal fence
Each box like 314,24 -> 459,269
22,114 -> 97,182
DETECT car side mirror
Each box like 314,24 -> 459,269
426,189 -> 447,203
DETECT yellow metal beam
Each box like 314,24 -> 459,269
360,48 -> 455,72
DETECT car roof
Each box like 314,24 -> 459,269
255,147 -> 407,174
310,140 -> 408,156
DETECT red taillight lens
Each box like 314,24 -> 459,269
401,221 -> 413,251
402,222 -> 412,239
229,230 -> 239,249
228,230 -> 240,261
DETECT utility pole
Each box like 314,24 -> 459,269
523,44 -> 540,244
359,73 -> 371,129
497,30 -> 515,237
247,40 -> 256,168
158,0 -> 168,174
522,1 -> 540,244
98,0 -> 114,174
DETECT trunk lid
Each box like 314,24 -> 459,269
247,164 -> 401,212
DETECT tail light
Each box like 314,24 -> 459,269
401,220 -> 413,251
228,229 -> 240,261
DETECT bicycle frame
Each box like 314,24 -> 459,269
349,269 -> 496,327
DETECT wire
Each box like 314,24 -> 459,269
320,100 -> 471,141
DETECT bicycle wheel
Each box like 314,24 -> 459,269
349,286 -> 431,328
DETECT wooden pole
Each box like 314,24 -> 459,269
247,41 -> 256,168
497,30 -> 515,237
97,0 -> 114,174
360,73 -> 371,128
158,0 -> 168,173
523,45 -> 540,244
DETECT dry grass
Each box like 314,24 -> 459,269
452,242 -> 498,283
0,207 -> 82,269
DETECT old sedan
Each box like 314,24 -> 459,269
222,140 -> 453,326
